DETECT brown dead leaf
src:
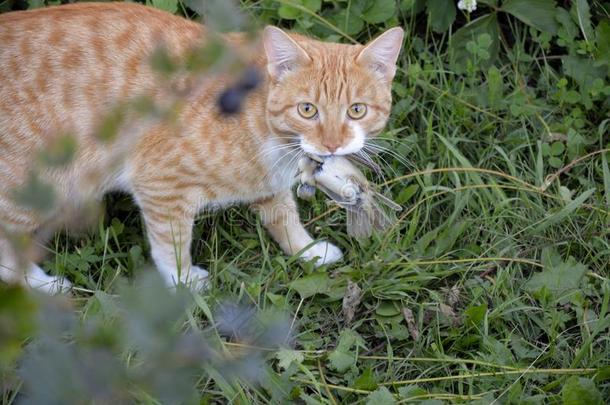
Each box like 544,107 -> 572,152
447,285 -> 461,307
439,303 -> 460,326
401,307 -> 419,341
342,280 -> 362,324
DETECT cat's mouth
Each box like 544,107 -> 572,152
299,133 -> 365,157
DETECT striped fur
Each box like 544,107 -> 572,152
0,3 -> 402,291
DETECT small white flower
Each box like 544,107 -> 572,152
457,0 -> 477,13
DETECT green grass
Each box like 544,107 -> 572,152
2,0 -> 610,403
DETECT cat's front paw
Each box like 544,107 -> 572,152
162,265 -> 209,291
26,264 -> 72,294
300,241 -> 343,266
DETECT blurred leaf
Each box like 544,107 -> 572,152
289,272 -> 331,299
602,150 -> 610,208
147,0 -> 178,13
197,0 -> 247,32
556,7 -> 578,41
278,0 -> 321,20
395,184 -> 418,205
561,377 -> 603,405
398,385 -> 427,399
376,301 -> 400,317
534,188 -> 595,232
39,134 -> 77,167
276,348 -> 304,370
596,21 -> 610,69
562,55 -> 606,92
27,0 -> 44,9
328,329 -> 363,372
426,0 -> 456,33
465,303 -> 487,327
449,14 -> 500,71
525,256 -> 587,297
486,66 -> 503,108
354,367 -> 378,391
11,172 -> 56,213
328,6 -> 364,36
0,285 -> 37,368
502,0 -> 558,34
97,107 -> 126,142
365,387 -> 396,404
362,0 -> 396,24
575,0 -> 594,44
150,47 -> 177,76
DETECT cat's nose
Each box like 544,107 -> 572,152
322,141 -> 341,154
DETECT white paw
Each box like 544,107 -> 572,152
161,265 -> 209,291
26,265 -> 72,294
300,241 -> 343,266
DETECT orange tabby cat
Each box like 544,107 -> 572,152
0,3 -> 403,292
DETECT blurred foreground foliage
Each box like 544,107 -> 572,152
1,274 -> 291,404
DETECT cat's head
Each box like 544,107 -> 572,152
263,26 -> 403,156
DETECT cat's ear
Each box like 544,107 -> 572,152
263,26 -> 312,80
356,27 -> 404,81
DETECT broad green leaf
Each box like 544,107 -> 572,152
396,184 -> 419,205
525,256 -> 587,297
398,385 -> 427,399
376,301 -> 401,317
595,21 -> 610,70
289,272 -> 331,299
432,220 -> 467,256
276,348 -> 304,370
426,0 -> 456,33
328,350 -> 354,373
147,0 -> 178,13
502,0 -> 558,35
27,0 -> 44,9
556,7 -> 578,41
328,6 -> 364,36
278,4 -> 302,20
302,0 -> 321,12
354,367 -> 378,391
561,377 -> 603,405
278,0 -> 321,20
327,329 -> 364,372
562,55 -> 606,92
365,387 -> 396,404
465,303 -> 487,327
362,0 -> 396,24
575,0 -> 594,44
534,188 -> 595,232
449,14 -> 500,72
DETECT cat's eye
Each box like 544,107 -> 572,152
347,103 -> 367,119
297,102 -> 318,119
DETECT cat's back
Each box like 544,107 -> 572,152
0,3 -> 205,192
0,3 -> 203,83
0,3 -> 203,156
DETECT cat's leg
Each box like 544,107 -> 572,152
251,191 -> 343,265
0,234 -> 71,293
138,202 -> 208,289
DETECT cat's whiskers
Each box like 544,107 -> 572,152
238,140 -> 300,172
364,140 -> 415,171
355,149 -> 389,185
258,143 -> 302,187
